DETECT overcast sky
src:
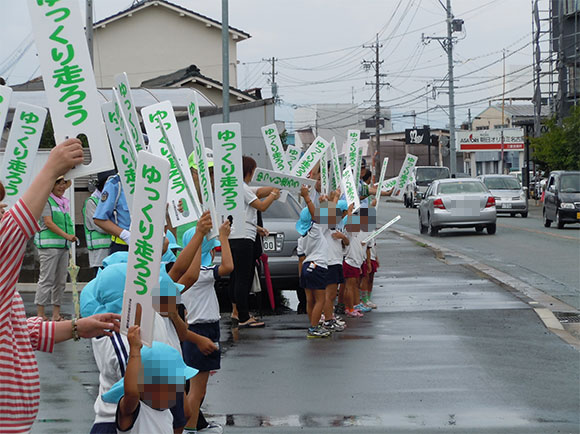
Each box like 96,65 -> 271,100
1,0 -> 534,132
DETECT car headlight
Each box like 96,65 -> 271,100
560,202 -> 575,209
520,192 -> 526,200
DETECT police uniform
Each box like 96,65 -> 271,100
93,175 -> 131,254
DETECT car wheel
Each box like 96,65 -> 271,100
510,212 -> 516,217
543,208 -> 552,227
521,212 -> 528,218
486,223 -> 497,235
419,212 -> 428,234
475,226 -> 484,233
405,195 -> 410,208
428,215 -> 439,236
556,211 -> 565,229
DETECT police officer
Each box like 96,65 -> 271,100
93,172 -> 131,255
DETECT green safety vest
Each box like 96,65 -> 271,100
34,196 -> 75,249
83,196 -> 112,250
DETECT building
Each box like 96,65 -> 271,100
92,0 -> 250,90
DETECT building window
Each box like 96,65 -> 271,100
564,0 -> 580,14
476,126 -> 489,130
568,64 -> 580,95
493,124 -> 508,129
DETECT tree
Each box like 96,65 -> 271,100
531,105 -> 580,172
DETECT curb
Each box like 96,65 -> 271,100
392,228 -> 580,350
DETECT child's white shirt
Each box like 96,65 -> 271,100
344,231 -> 367,268
325,227 -> 345,266
181,265 -> 221,324
115,401 -> 173,434
369,237 -> 377,261
302,222 -> 329,268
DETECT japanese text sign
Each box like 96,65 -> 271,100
374,157 -> 389,213
347,129 -> 360,169
320,151 -> 329,195
354,146 -> 363,184
121,151 -> 170,347
28,0 -> 114,178
211,122 -> 246,239
261,123 -> 289,174
186,93 -> 219,239
251,167 -> 316,193
142,101 -> 202,227
0,85 -> 13,134
362,215 -> 401,244
341,166 -> 360,212
0,103 -> 47,208
329,138 -> 341,192
394,154 -> 418,196
291,136 -> 330,178
285,144 -> 300,172
114,73 -> 146,152
102,100 -> 137,210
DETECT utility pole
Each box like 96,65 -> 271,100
500,49 -> 506,174
86,0 -> 93,64
262,57 -> 278,104
221,0 -> 230,122
422,0 -> 462,175
363,34 -> 388,178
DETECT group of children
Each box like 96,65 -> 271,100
296,186 -> 380,339
81,210 -> 230,434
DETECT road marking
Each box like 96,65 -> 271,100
496,223 -> 579,241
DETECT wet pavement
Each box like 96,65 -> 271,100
24,227 -> 580,433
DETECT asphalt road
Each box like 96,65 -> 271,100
377,200 -> 580,309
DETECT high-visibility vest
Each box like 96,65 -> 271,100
34,196 -> 75,249
82,196 -> 112,250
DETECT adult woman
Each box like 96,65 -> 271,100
33,175 -> 78,321
0,139 -> 121,434
229,156 -> 280,328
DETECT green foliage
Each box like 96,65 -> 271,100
531,105 -> 580,172
39,114 -> 56,149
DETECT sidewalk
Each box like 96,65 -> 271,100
24,231 -> 579,433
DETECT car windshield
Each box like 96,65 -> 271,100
438,181 -> 487,195
483,177 -> 521,190
416,167 -> 450,186
262,195 -> 301,219
559,174 -> 580,193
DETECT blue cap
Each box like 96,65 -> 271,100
102,251 -> 129,268
101,341 -> 198,404
182,226 -> 220,267
153,268 -> 185,297
165,230 -> 182,251
161,248 -> 177,264
80,263 -> 127,317
336,200 -> 348,212
295,207 -> 313,236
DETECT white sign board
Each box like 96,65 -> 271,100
211,122 -> 246,239
291,136 -> 330,178
261,124 -> 289,174
115,73 -> 147,152
121,151 -> 170,347
341,166 -> 360,211
354,146 -> 363,184
0,103 -> 47,208
0,85 -> 13,133
456,128 -> 525,152
285,144 -> 300,172
347,129 -> 360,169
102,100 -> 137,210
142,101 -> 202,227
28,0 -> 114,178
320,151 -> 329,195
394,154 -> 418,197
329,138 -> 341,191
362,215 -> 401,243
186,94 -> 219,240
374,157 -> 389,212
251,167 -> 316,193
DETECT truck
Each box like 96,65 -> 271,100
403,166 -> 450,208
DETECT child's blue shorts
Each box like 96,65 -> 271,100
182,321 -> 221,372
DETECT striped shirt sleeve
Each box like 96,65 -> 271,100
26,317 -> 55,353
9,200 -> 40,240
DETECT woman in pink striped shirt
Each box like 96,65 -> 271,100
0,139 -> 122,434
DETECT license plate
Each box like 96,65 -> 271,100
577,212 -> 580,220
262,234 -> 276,252
503,203 -> 512,209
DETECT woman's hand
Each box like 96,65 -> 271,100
76,313 -> 121,339
66,234 -> 79,243
257,226 -> 269,237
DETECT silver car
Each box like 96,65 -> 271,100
418,178 -> 497,236
478,175 -> 528,218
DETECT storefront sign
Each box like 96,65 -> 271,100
456,128 -> 525,152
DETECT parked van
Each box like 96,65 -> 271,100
404,166 -> 450,208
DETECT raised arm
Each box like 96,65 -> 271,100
249,189 -> 280,212
168,211 -> 211,283
217,220 -> 234,276
117,325 -> 142,430
300,186 -> 316,217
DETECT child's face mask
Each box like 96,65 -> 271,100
153,295 -> 178,316
345,207 -> 377,232
313,203 -> 340,227
140,381 -> 183,410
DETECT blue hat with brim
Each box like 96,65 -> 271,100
182,225 -> 220,267
161,248 -> 177,264
101,341 -> 198,404
166,230 -> 182,251
102,251 -> 129,268
153,268 -> 185,297
295,207 -> 313,236
337,200 -> 348,212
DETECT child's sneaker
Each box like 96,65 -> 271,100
333,316 -> 346,327
199,422 -> 224,433
335,303 -> 346,315
355,303 -> 372,313
365,300 -> 378,309
307,325 -> 331,338
323,319 -> 345,332
346,309 -> 364,318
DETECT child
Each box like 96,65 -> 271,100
342,209 -> 367,318
321,197 -> 349,332
102,326 -> 198,434
297,186 -> 331,338
296,236 -> 307,314
360,237 -> 379,309
180,220 -> 234,434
